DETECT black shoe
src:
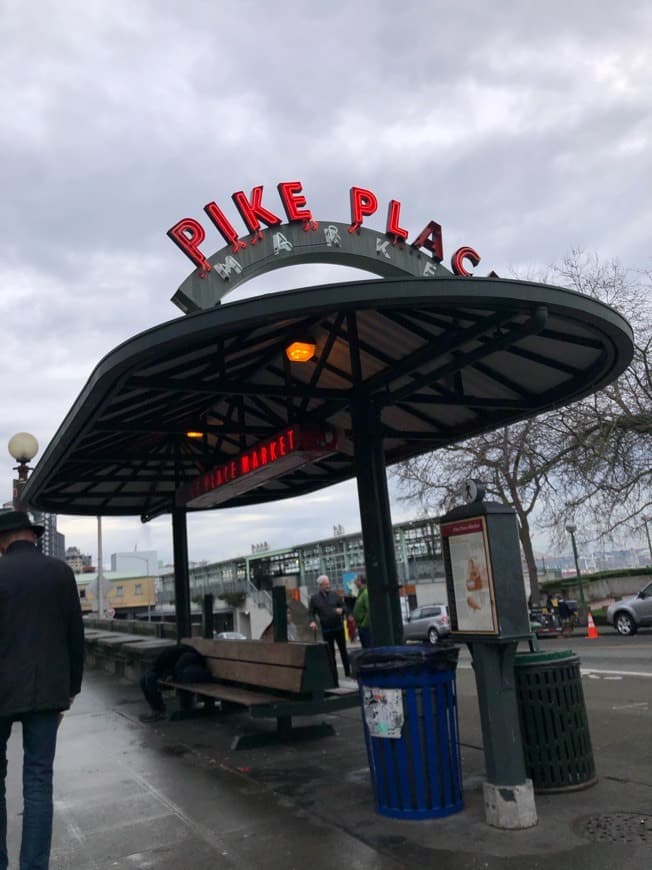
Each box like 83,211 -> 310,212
139,711 -> 166,723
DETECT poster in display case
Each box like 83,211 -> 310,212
441,516 -> 498,634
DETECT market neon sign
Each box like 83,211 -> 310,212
168,181 -> 484,280
176,425 -> 339,509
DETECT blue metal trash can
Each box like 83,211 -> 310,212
351,645 -> 463,820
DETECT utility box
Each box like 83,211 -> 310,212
439,500 -> 530,642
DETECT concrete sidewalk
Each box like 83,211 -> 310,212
4,663 -> 651,869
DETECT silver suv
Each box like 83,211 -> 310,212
607,581 -> 652,636
403,604 -> 450,645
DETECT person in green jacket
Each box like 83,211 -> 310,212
353,574 -> 372,647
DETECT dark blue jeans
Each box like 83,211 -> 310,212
0,710 -> 61,870
140,671 -> 166,713
357,626 -> 373,648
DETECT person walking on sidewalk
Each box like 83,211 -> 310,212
309,575 -> 350,683
0,510 -> 85,870
353,574 -> 372,648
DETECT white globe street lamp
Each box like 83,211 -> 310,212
8,432 -> 39,508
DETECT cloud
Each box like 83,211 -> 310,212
1,0 -> 650,562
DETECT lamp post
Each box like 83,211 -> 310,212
8,432 -> 39,509
97,516 -> 105,618
565,523 -> 587,622
643,516 -> 652,566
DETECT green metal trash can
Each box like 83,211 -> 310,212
514,649 -> 597,793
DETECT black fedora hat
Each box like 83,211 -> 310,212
0,510 -> 45,538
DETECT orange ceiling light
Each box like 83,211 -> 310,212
185,431 -> 204,439
285,339 -> 316,363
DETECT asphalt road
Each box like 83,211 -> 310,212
535,628 -> 652,675
452,628 -> 652,676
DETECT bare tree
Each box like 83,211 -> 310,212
538,253 -> 652,541
394,252 -> 652,601
394,416 -> 559,605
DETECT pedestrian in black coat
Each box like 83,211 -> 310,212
0,510 -> 84,870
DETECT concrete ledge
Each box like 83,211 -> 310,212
84,632 -> 175,681
483,780 -> 537,829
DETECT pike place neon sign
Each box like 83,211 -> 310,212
176,425 -> 339,509
167,182 -> 496,313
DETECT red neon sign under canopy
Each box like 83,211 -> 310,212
176,425 -> 339,509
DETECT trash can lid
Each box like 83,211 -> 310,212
515,649 -> 575,666
350,644 -> 460,675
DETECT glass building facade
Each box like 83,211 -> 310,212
158,516 -> 443,605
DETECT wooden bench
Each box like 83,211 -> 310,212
159,637 -> 359,749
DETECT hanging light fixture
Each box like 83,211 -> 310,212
285,339 -> 316,363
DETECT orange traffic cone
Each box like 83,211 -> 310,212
587,611 -> 599,639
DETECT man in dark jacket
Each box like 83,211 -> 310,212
309,574 -> 350,683
0,510 -> 84,870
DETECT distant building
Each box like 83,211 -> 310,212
65,546 -> 93,574
158,516 -> 444,605
77,571 -> 157,618
31,511 -> 64,560
110,550 -> 158,575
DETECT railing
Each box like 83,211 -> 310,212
247,581 -> 273,614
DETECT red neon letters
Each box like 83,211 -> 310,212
451,246 -> 481,277
410,220 -> 444,262
168,181 -> 484,277
177,425 -> 339,509
167,218 -> 212,276
188,427 -> 297,503
204,201 -> 246,254
232,186 -> 282,241
349,187 -> 378,233
277,181 -> 314,228
386,199 -> 409,244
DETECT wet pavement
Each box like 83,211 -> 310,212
4,653 -> 651,869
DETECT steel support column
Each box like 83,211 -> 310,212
202,593 -> 214,639
352,401 -> 403,646
272,582 -> 288,642
469,642 -> 528,785
172,508 -> 192,640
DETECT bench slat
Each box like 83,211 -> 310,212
181,637 -> 336,693
160,680 -> 359,718
205,659 -> 304,693
160,680 -> 279,706
183,637 -> 310,667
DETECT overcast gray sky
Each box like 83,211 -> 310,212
1,0 -> 650,566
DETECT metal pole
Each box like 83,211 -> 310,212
202,593 -> 214,639
643,517 -> 652,565
468,642 -> 529,785
272,581 -> 288,642
172,508 -> 192,640
570,531 -> 585,605
97,516 -> 104,617
351,400 -> 403,646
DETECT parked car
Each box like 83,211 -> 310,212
607,582 -> 652,636
214,631 -> 247,640
403,604 -> 450,644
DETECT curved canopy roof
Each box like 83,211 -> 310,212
23,276 -> 633,519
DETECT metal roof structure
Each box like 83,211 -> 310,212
23,276 -> 633,521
